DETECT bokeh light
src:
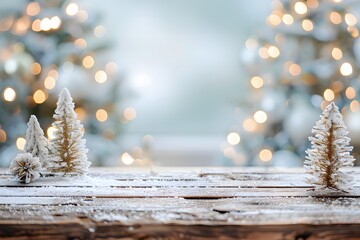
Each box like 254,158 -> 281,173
66,3 -> 79,16
259,149 -> 272,162
26,2 -> 40,16
340,62 -> 353,76
227,132 -> 241,145
96,109 -> 108,122
82,56 -> 94,69
3,87 -> 16,102
121,152 -> 134,165
123,107 -> 137,121
294,1 -> 307,15
95,70 -> 107,83
250,76 -> 264,89
323,89 -> 335,101
33,90 -> 46,104
16,137 -> 26,150
254,111 -> 267,124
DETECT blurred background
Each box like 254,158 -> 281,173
0,0 -> 359,167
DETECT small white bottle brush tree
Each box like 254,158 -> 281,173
48,88 -> 91,175
304,102 -> 355,192
24,115 -> 49,170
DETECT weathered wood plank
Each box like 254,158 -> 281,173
0,218 -> 95,240
1,196 -> 360,224
1,185 -> 360,198
0,175 -> 359,188
0,167 -> 360,239
94,224 -> 360,240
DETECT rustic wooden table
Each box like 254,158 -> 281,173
0,167 -> 359,240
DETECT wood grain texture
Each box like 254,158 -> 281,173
0,167 -> 360,239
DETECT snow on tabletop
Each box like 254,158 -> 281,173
0,168 -> 360,225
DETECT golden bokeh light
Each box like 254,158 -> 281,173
75,107 -> 87,121
50,16 -> 61,30
82,56 -> 94,69
323,89 -> 335,101
66,3 -> 79,16
250,76 -> 264,89
124,107 -> 137,121
288,63 -> 301,76
345,13 -> 357,26
227,132 -> 241,145
95,70 -> 108,83
32,19 -> 41,32
121,152 -> 134,165
3,87 -> 16,102
0,129 -> 6,143
259,47 -> 269,59
40,18 -> 51,31
268,14 -> 282,26
350,100 -> 360,112
302,19 -> 313,31
294,1 -> 307,14
44,76 -> 56,90
243,118 -> 257,132
26,2 -> 41,16
33,90 -> 46,104
30,62 -> 41,75
345,87 -> 356,99
47,127 -> 56,139
16,137 -> 26,150
259,149 -> 272,162
329,12 -> 342,24
254,111 -> 267,124
74,38 -> 87,48
331,47 -> 342,60
340,62 -> 353,76
307,0 -> 318,8
96,109 -> 108,122
282,14 -> 294,25
268,45 -> 280,58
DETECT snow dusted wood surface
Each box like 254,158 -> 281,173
0,167 -> 360,239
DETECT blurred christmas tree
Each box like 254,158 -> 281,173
0,0 -> 126,166
226,0 -> 360,166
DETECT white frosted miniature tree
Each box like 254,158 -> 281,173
24,115 -> 49,170
49,88 -> 91,175
304,102 -> 355,191
9,153 -> 41,183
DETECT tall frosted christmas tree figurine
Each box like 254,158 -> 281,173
49,88 -> 90,176
24,115 -> 49,170
305,102 -> 355,192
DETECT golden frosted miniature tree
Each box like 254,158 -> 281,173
24,115 -> 49,170
49,88 -> 91,175
304,102 -> 355,191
